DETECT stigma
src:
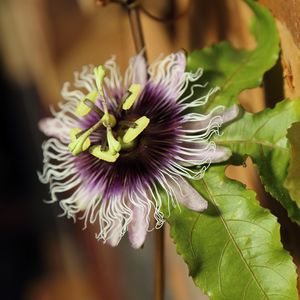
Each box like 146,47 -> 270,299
68,65 -> 149,162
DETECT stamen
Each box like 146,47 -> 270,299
122,116 -> 150,144
68,128 -> 91,155
76,90 -> 98,117
83,98 -> 102,116
122,84 -> 141,110
118,120 -> 138,128
69,65 -> 122,158
89,145 -> 120,163
107,128 -> 121,153
77,97 -> 117,127
68,119 -> 102,155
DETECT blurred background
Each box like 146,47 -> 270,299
0,0 -> 299,299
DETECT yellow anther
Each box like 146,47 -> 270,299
70,128 -> 81,141
76,90 -> 98,117
101,113 -> 117,128
123,116 -> 150,144
107,129 -> 121,153
89,145 -> 120,163
94,65 -> 106,91
68,128 -> 91,156
122,84 -> 141,110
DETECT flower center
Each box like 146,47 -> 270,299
68,65 -> 150,163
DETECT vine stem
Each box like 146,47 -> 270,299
126,2 -> 164,300
154,227 -> 165,300
127,1 -> 147,61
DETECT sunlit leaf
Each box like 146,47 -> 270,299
187,0 -> 279,111
214,99 -> 300,225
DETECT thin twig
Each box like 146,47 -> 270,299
126,1 -> 147,61
155,227 -> 165,300
140,0 -> 191,23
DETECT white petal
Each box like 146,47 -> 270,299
184,105 -> 240,131
106,219 -> 122,247
186,144 -> 232,164
128,205 -> 148,249
124,53 -> 147,88
104,57 -> 122,84
178,142 -> 232,166
222,104 -> 240,124
149,52 -> 186,93
38,118 -> 69,141
209,145 -> 232,163
169,176 -> 208,211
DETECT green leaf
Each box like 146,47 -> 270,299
187,0 -> 279,111
166,166 -> 298,300
214,99 -> 300,224
284,122 -> 300,208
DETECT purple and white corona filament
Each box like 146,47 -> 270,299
39,52 -> 238,248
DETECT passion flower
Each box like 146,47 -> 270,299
39,52 -> 238,248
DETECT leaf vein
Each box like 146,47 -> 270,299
242,277 -> 252,300
226,219 -> 272,234
190,214 -> 201,259
216,139 -> 287,150
217,239 -> 230,298
250,265 -> 290,284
